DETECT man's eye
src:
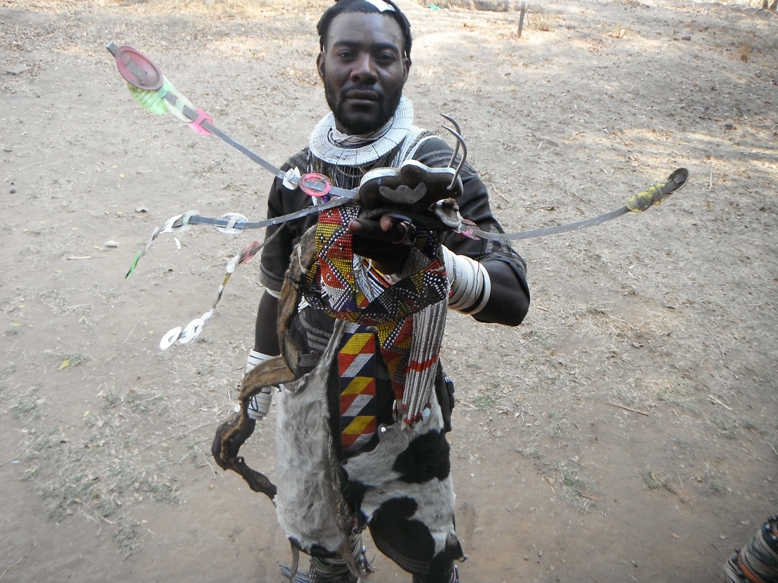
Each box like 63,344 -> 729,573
337,51 -> 355,60
376,54 -> 397,64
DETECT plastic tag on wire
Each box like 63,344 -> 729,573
114,45 -> 163,90
216,213 -> 248,235
157,229 -> 284,350
299,173 -> 332,201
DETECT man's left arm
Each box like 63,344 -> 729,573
349,137 -> 529,327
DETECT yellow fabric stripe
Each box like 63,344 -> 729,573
343,416 -> 374,435
340,332 -> 373,355
341,376 -> 372,396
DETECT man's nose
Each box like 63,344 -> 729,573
349,54 -> 378,83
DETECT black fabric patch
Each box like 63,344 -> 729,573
426,533 -> 465,583
434,364 -> 454,433
392,429 -> 451,484
340,469 -> 370,528
369,497 -> 435,574
308,542 -> 339,559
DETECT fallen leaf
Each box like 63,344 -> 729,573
59,359 -> 70,370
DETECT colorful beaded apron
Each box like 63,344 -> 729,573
303,203 -> 449,452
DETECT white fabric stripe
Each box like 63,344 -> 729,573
343,393 -> 375,418
344,353 -> 373,377
365,0 -> 395,11
344,432 -> 373,452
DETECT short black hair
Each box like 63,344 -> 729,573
317,0 -> 412,60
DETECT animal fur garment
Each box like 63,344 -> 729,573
275,319 -> 353,556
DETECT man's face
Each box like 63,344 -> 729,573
317,12 -> 410,135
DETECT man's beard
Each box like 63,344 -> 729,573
325,83 -> 403,135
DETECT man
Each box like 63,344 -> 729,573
238,1 -> 529,581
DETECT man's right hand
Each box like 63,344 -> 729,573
348,215 -> 413,274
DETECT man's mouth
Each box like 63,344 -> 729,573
344,89 -> 380,104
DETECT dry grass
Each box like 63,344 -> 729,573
139,0 -> 330,18
739,43 -> 751,62
2,0 -> 777,575
610,23 -> 628,39
529,6 -> 552,31
7,381 -> 224,553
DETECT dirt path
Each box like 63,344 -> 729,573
1,0 -> 777,581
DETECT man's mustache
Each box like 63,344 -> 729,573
341,86 -> 384,101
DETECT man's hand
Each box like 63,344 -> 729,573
348,215 -> 413,274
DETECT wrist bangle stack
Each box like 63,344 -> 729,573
441,246 -> 492,315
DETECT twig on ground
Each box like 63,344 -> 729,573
709,162 -> 713,190
606,402 -> 649,416
135,421 -> 214,454
577,491 -> 598,502
662,480 -> 679,495
124,305 -> 156,344
703,324 -> 726,368
708,394 -> 732,411
0,556 -> 26,580
195,444 -> 218,476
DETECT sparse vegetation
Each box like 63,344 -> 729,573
643,470 -> 663,490
530,6 -> 552,31
2,0 -> 777,578
10,385 -> 44,420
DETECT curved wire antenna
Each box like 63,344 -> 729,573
440,113 -> 462,168
441,124 -> 468,190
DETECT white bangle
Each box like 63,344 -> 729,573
245,350 -> 276,420
441,246 -> 492,314
246,349 -> 274,373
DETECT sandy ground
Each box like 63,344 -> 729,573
1,0 -> 777,581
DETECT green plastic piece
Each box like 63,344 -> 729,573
127,81 -> 169,115
627,168 -> 688,213
126,250 -> 143,279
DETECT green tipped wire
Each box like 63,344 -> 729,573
126,250 -> 144,278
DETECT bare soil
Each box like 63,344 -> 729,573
1,0 -> 777,581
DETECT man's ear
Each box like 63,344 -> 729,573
316,51 -> 326,82
402,57 -> 411,84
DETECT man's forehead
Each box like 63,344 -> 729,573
326,12 -> 405,51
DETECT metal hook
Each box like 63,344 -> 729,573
440,114 -> 462,168
441,124 -> 468,191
